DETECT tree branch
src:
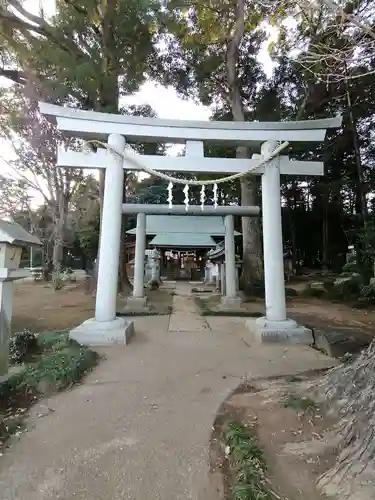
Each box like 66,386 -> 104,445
7,0 -> 46,27
318,0 -> 375,41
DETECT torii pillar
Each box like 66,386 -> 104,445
245,141 -> 312,343
69,134 -> 134,346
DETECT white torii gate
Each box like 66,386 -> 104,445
40,103 -> 341,345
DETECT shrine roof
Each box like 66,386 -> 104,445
126,215 -> 241,236
0,220 -> 42,247
149,233 -> 216,248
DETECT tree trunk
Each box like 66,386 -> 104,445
119,172 -> 133,294
345,77 -> 369,278
52,195 -> 67,270
226,0 -> 263,292
94,0 -> 132,294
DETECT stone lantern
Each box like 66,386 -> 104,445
0,220 -> 42,378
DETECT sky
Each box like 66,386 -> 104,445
0,0 -> 277,207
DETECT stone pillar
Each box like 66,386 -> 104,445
225,215 -> 236,297
133,212 -> 147,299
220,263 -> 225,295
215,264 -> 220,291
69,134 -> 134,345
221,215 -> 241,308
95,133 -> 125,322
148,248 -> 161,287
261,141 -> 286,322
0,281 -> 12,376
246,141 -> 312,344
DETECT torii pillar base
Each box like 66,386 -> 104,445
246,317 -> 313,345
69,317 -> 134,346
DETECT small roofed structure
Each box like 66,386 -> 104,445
0,220 -> 42,377
0,219 -> 42,249
126,215 -> 241,281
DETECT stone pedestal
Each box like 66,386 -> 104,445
124,296 -> 149,313
246,317 -> 313,344
219,296 -> 243,309
69,317 -> 134,346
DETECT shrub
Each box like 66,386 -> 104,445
354,284 -> 375,308
301,285 -> 326,298
342,261 -> 359,274
328,275 -> 363,302
285,287 -> 298,297
9,330 -> 38,365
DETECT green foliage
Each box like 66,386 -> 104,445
0,0 -> 161,106
301,285 -> 327,299
353,285 -> 375,308
20,344 -> 98,393
76,205 -> 100,261
0,413 -> 25,447
0,331 -> 98,405
194,296 -> 262,318
9,330 -> 38,365
328,276 -> 363,302
342,261 -> 359,274
225,422 -> 271,500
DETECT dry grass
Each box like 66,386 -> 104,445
12,281 -> 172,334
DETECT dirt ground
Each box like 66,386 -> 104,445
203,293 -> 375,337
12,280 -> 375,338
210,375 -> 340,500
11,281 -> 172,334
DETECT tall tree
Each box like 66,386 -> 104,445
0,83 -> 85,269
153,0 -> 267,288
0,0 -> 161,289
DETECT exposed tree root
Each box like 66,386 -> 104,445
317,341 -> 375,498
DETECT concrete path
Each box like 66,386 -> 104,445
0,285 -> 336,500
168,283 -> 210,332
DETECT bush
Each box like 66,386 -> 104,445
322,278 -> 335,291
301,285 -> 326,298
0,333 -> 99,402
285,287 -> 298,297
9,330 -> 38,365
328,275 -> 363,302
19,344 -> 99,393
342,261 -> 359,274
354,284 -> 375,308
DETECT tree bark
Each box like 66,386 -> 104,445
94,0 -> 132,294
226,0 -> 263,291
52,195 -> 68,269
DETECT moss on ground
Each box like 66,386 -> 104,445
283,393 -> 318,413
194,296 -> 263,318
0,330 -> 99,450
225,421 -> 271,500
118,305 -> 172,317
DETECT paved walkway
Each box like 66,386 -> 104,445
168,283 -> 210,332
0,284 -> 336,500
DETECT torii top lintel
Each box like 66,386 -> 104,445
39,102 -> 342,147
